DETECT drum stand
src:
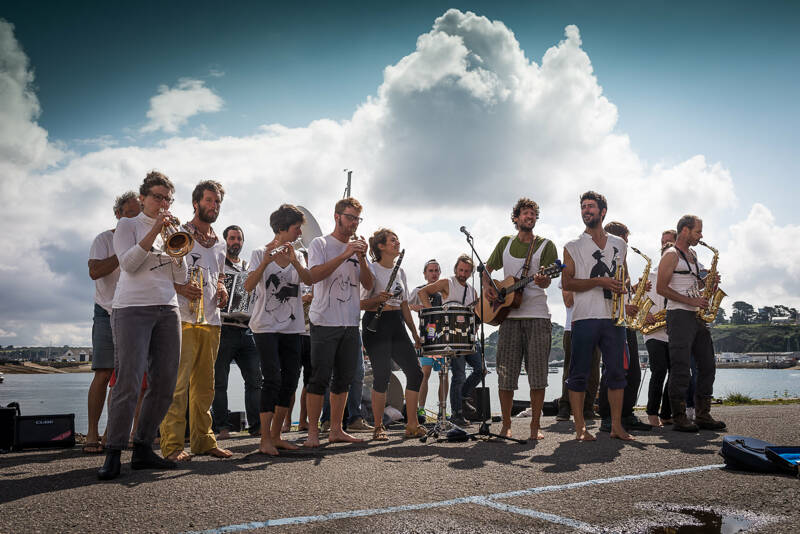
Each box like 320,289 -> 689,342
420,353 -> 467,443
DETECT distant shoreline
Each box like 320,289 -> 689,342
0,362 -> 92,374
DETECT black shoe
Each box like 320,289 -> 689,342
599,418 -> 611,433
98,449 -> 121,480
622,415 -> 653,431
449,414 -> 471,428
131,443 -> 177,470
583,409 -> 600,420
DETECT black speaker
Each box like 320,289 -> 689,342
0,404 -> 19,452
470,387 -> 491,420
14,414 -> 75,450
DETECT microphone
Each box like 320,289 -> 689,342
460,226 -> 473,240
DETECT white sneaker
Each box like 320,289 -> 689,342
686,407 -> 695,421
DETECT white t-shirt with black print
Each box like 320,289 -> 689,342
248,248 -> 306,334
308,235 -> 362,327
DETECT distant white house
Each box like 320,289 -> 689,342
61,350 -> 74,361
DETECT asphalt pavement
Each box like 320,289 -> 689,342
0,404 -> 797,533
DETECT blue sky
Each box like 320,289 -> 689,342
1,1 -> 799,345
3,0 -> 798,225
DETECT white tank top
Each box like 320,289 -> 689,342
501,237 -> 550,319
666,248 -> 700,312
444,276 -> 476,306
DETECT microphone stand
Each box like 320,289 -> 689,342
462,229 -> 527,444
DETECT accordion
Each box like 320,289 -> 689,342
222,272 -> 252,320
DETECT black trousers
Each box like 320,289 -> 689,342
362,310 -> 423,393
645,339 -> 671,419
253,332 -> 301,413
666,309 -> 715,404
599,328 -> 641,418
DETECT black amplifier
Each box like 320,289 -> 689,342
14,414 -> 75,450
0,405 -> 18,452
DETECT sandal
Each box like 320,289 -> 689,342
403,425 -> 427,439
82,442 -> 104,454
372,424 -> 389,441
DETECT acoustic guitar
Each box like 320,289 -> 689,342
476,261 -> 564,325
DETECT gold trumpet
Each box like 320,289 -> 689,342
612,264 -> 627,327
160,211 -> 194,258
187,266 -> 207,325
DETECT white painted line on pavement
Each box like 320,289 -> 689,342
183,463 -> 725,534
473,497 -> 599,532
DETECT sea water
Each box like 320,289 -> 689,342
1,368 -> 797,434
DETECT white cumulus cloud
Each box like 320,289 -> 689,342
140,78 -> 223,134
0,9 -> 796,345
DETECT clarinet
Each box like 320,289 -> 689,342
366,249 -> 405,332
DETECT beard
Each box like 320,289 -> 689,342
584,214 -> 601,229
198,205 -> 219,223
227,244 -> 242,257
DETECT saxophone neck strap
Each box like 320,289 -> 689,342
674,247 -> 702,281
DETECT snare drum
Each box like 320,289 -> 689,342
222,272 -> 252,320
418,304 -> 476,356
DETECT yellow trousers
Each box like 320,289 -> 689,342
160,323 -> 221,457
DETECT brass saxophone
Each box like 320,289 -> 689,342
697,240 -> 726,323
628,246 -> 653,330
640,309 -> 666,335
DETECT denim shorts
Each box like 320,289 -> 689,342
419,355 -> 442,372
92,303 -> 115,369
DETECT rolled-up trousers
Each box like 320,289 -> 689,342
160,323 -> 221,457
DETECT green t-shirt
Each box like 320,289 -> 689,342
486,235 -> 558,273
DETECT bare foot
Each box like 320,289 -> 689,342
499,425 -> 512,438
207,446 -> 234,458
258,443 -> 279,456
660,418 -> 673,425
647,415 -> 663,427
166,450 -> 192,461
297,424 -> 309,432
275,439 -> 299,450
610,427 -> 636,441
217,429 -> 231,440
529,424 -> 545,440
303,433 -> 321,448
328,429 -> 364,443
576,428 -> 596,441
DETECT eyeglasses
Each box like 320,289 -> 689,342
149,192 -> 174,205
336,212 -> 363,224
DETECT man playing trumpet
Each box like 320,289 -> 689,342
160,180 -> 231,461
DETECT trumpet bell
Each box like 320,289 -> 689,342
165,230 -> 194,258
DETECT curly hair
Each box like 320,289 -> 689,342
113,191 -> 138,217
579,190 -> 608,214
139,171 -> 175,197
512,198 -> 539,229
368,228 -> 397,262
